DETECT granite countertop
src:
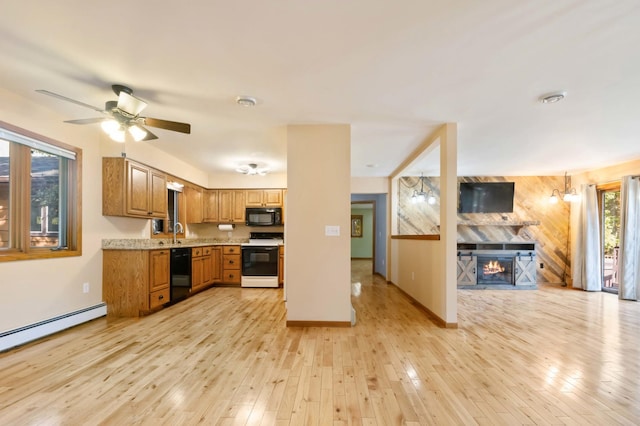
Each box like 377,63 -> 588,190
102,238 -> 249,250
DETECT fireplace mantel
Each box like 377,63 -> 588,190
456,220 -> 540,235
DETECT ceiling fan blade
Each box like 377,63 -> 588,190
142,117 -> 191,134
36,89 -> 106,113
117,91 -> 147,116
64,117 -> 106,125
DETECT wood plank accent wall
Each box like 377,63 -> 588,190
398,176 -> 570,284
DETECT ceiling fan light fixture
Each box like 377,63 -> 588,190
110,127 -> 126,143
128,125 -> 148,142
236,163 -> 269,175
101,119 -> 119,133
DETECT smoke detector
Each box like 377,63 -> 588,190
236,96 -> 257,107
540,91 -> 567,104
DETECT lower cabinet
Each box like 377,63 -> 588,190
212,246 -> 223,283
192,246 -> 213,292
222,245 -> 241,285
103,249 -> 170,317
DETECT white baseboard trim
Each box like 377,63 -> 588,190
0,303 -> 107,352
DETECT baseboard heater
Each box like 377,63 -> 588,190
0,303 -> 107,352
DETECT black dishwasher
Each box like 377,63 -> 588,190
170,248 -> 192,302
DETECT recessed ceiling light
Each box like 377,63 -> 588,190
236,96 -> 257,107
540,91 -> 567,104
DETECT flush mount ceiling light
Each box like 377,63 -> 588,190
236,96 -> 257,107
540,91 -> 567,104
236,163 -> 269,176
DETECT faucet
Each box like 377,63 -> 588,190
173,222 -> 184,244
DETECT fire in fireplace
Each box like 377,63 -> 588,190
477,256 -> 514,285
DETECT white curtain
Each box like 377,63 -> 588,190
618,176 -> 640,300
572,184 -> 601,291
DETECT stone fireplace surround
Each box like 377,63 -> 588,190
457,242 -> 537,289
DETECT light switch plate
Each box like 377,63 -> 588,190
325,225 -> 340,236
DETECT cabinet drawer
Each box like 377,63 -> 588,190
222,270 -> 241,284
223,254 -> 240,269
150,288 -> 170,309
203,246 -> 212,256
192,247 -> 203,257
223,245 -> 240,255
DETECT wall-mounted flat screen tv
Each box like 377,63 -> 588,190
458,182 -> 515,213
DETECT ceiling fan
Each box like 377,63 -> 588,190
36,84 -> 191,142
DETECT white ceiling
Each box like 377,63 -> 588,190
2,1 -> 640,178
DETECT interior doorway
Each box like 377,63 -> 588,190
351,201 -> 375,275
598,182 -> 621,293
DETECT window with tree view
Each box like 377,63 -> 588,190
0,122 -> 81,261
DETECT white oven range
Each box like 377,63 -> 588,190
240,232 -> 284,288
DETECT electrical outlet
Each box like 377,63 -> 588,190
540,263 -> 544,269
82,282 -> 90,293
411,272 -> 415,280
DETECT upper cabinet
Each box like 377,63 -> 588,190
103,157 -> 167,219
184,184 -> 204,224
203,189 -> 220,223
219,190 -> 246,223
245,189 -> 283,207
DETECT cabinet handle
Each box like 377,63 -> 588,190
229,260 -> 234,264
159,295 -> 164,300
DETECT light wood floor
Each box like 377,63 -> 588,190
1,260 -> 639,425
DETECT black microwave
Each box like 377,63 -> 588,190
245,207 -> 283,226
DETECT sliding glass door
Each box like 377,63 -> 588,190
598,183 -> 621,293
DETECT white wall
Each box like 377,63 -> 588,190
285,124 -> 351,323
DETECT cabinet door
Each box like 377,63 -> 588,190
149,170 -> 168,218
149,250 -> 170,293
203,189 -> 220,222
218,190 -> 233,222
185,185 -> 204,224
457,255 -> 477,285
263,189 -> 283,207
202,253 -> 213,285
127,162 -> 152,216
232,190 -> 246,223
192,256 -> 204,290
515,254 -> 536,285
212,247 -> 222,282
245,189 -> 264,207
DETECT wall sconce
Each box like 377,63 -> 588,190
411,173 -> 437,205
549,172 -> 579,203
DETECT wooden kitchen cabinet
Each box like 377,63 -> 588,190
103,157 -> 167,219
192,246 -> 213,292
103,249 -> 170,317
245,189 -> 283,207
203,189 -> 220,223
185,185 -> 204,224
212,246 -> 222,283
222,245 -> 241,284
219,190 -> 246,223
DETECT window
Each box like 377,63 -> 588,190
0,121 -> 81,261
